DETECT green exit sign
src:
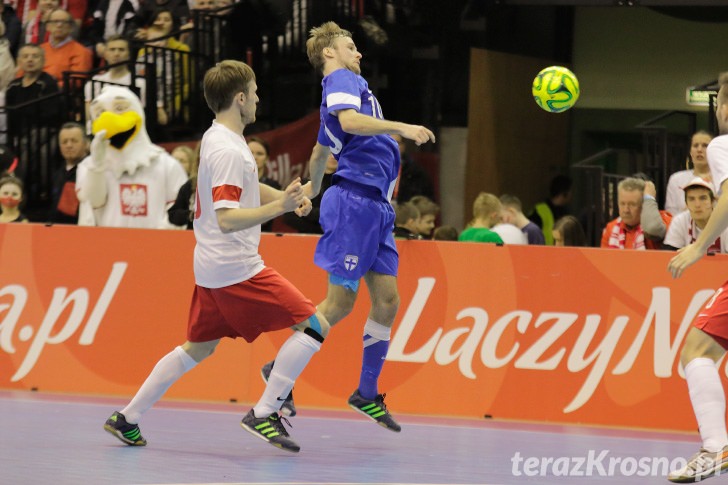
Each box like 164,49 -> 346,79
686,87 -> 716,107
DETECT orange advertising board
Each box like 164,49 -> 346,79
1,223 -> 727,431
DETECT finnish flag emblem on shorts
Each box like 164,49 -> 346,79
344,254 -> 359,271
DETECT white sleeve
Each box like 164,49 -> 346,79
663,212 -> 688,248
708,136 -> 728,196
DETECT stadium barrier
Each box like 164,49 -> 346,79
1,223 -> 725,432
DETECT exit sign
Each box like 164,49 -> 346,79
686,87 -> 716,107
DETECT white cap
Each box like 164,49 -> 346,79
680,177 -> 714,196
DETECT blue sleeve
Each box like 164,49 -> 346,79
317,121 -> 327,145
324,69 -> 361,115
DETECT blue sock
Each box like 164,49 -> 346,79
359,320 -> 391,400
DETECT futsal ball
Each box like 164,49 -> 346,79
532,66 -> 580,113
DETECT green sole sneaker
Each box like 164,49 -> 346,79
240,409 -> 300,453
347,390 -> 401,432
103,411 -> 147,446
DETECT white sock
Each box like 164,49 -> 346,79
254,331 -> 321,417
364,318 -> 391,341
685,357 -> 728,452
121,346 -> 197,424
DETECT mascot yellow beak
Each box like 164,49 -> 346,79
92,111 -> 142,150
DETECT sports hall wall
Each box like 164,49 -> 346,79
1,223 -> 727,432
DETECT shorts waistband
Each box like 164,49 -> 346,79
333,178 -> 383,200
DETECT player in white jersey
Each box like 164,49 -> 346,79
103,60 -> 330,453
668,80 -> 728,482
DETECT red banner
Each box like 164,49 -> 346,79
1,224 -> 726,431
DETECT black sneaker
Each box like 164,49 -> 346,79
347,390 -> 401,432
103,411 -> 147,446
260,360 -> 296,417
240,409 -> 300,453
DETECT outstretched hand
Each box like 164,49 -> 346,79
282,177 -> 305,212
668,243 -> 706,279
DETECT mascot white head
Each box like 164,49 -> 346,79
88,85 -> 163,178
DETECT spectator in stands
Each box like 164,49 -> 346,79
2,1 -> 23,58
171,144 -> 195,175
664,130 -> 714,216
432,225 -> 459,241
49,121 -> 86,224
409,194 -> 438,238
458,192 -> 504,244
167,141 -> 199,229
552,215 -> 587,247
6,43 -> 59,183
134,6 -> 178,41
0,16 -> 17,141
500,194 -> 545,245
283,153 -> 337,234
393,133 -> 435,205
89,0 -> 141,59
247,136 -> 280,232
601,177 -> 671,250
136,21 -> 190,125
84,35 -> 167,127
393,201 -> 422,240
40,8 -> 92,88
663,177 -> 728,253
528,174 -> 572,245
0,175 -> 28,222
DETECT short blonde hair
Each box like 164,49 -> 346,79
306,21 -> 352,75
203,60 -> 256,113
472,192 -> 501,220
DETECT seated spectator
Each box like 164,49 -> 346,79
601,177 -> 672,250
0,175 -> 29,222
22,0 -> 79,45
392,133 -> 434,205
247,135 -> 280,232
663,177 -> 728,253
49,121 -> 87,224
553,215 -> 587,247
136,22 -> 190,123
282,153 -> 337,234
409,194 -> 439,238
393,201 -> 422,240
1,1 -> 22,58
432,225 -> 459,241
6,43 -> 59,183
40,8 -> 92,89
170,144 -> 195,176
84,35 -> 166,128
167,141 -> 199,229
528,174 -> 572,245
664,130 -> 714,215
458,192 -> 504,244
500,193 -> 545,245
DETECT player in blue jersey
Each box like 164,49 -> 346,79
261,21 -> 435,431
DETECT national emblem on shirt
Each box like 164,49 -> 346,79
119,183 -> 148,216
344,254 -> 359,271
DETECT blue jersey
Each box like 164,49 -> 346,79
316,68 -> 400,200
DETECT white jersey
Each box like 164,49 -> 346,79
193,121 -> 264,289
76,150 -> 186,229
663,210 -> 728,253
708,135 -> 728,196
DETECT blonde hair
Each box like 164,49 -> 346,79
471,192 -> 501,225
306,21 -> 352,75
203,60 -> 256,113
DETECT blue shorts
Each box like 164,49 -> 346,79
314,180 -> 398,282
